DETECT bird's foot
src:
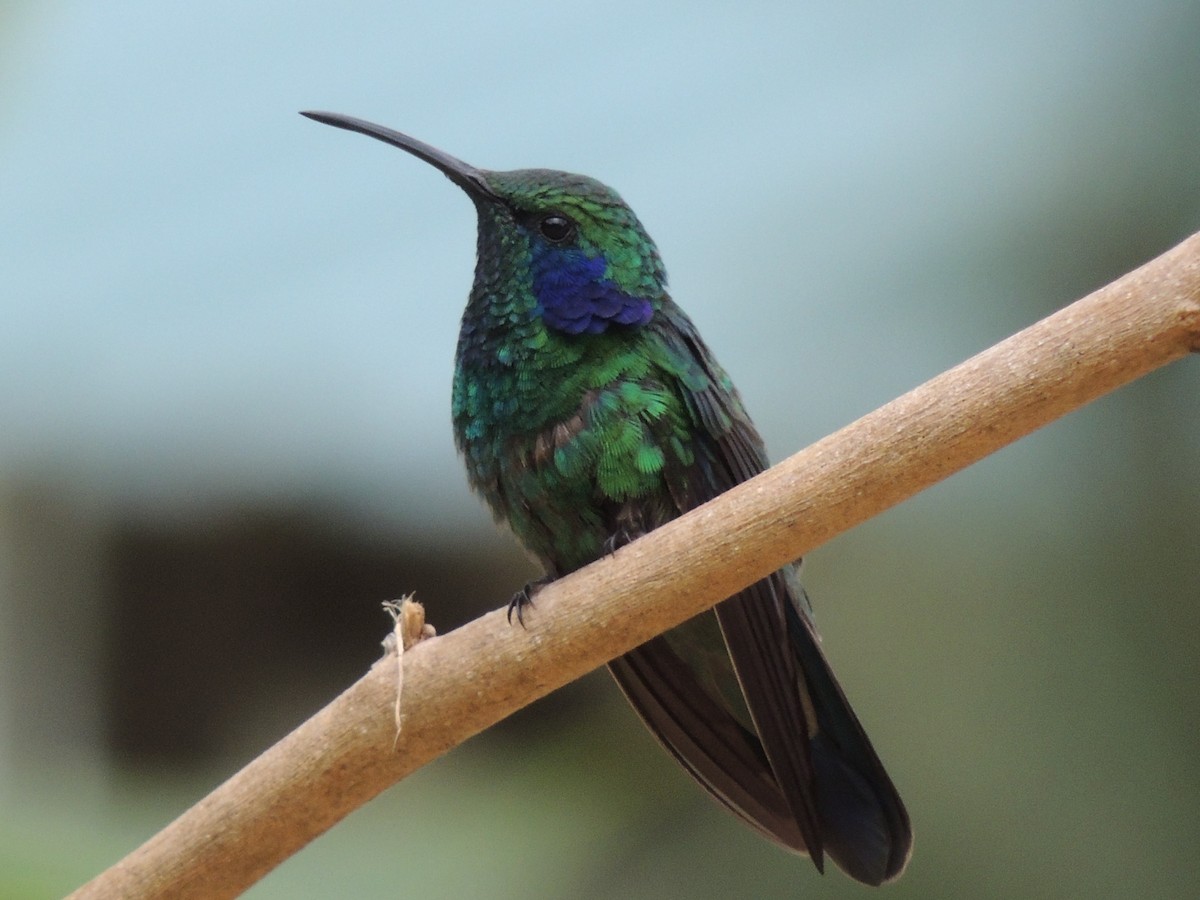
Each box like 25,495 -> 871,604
603,526 -> 645,557
507,576 -> 553,628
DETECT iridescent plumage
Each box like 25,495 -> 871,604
304,111 -> 912,885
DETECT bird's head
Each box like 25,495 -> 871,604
302,111 -> 666,336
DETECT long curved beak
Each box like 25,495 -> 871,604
301,111 -> 498,203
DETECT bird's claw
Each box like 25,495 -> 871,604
603,526 -> 643,557
507,577 -> 551,628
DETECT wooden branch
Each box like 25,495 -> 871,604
70,232 -> 1200,899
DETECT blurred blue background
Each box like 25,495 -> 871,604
2,2 -> 1198,897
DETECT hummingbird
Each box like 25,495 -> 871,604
302,111 -> 912,885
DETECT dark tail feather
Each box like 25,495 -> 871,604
606,578 -> 911,885
788,600 -> 912,885
607,639 -> 813,854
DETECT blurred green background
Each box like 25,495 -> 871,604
2,2 -> 1198,898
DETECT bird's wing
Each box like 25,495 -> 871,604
601,305 -> 822,865
607,303 -> 911,884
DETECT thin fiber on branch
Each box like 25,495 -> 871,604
71,231 -> 1200,899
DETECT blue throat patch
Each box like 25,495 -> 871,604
531,246 -> 653,335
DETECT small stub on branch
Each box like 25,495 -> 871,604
382,596 -> 436,744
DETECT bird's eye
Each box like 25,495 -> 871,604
538,214 -> 575,244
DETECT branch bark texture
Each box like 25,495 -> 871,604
71,232 -> 1200,898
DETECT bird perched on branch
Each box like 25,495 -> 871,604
303,110 -> 912,885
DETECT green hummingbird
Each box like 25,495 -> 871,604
303,111 -> 911,885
